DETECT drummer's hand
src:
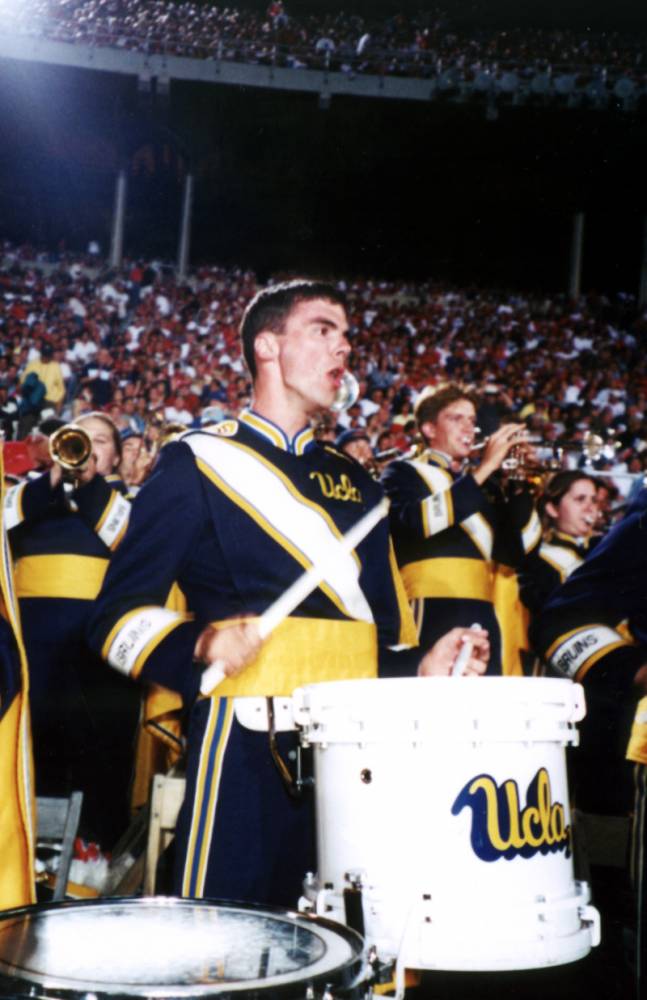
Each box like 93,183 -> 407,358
417,626 -> 489,677
194,619 -> 263,679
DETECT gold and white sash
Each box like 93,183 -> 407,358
540,542 -> 582,582
187,434 -> 374,624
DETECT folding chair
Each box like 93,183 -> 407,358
36,792 -> 84,901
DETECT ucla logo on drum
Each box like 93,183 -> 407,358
451,767 -> 571,862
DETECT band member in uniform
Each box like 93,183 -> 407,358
382,384 -> 541,674
532,483 -> 647,811
5,412 -> 139,850
532,487 -> 647,993
519,471 -> 599,617
88,280 -> 489,907
335,428 -> 375,468
0,445 -> 34,910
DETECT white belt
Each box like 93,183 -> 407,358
234,697 -> 296,733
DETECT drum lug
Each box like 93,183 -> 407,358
579,904 -> 601,947
298,872 -> 318,914
344,870 -> 364,889
315,886 -> 333,916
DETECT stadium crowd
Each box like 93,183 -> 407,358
1,1 -> 645,88
2,237 -> 647,506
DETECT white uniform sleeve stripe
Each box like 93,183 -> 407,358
540,543 -> 582,580
97,493 -> 131,549
522,511 -> 542,553
422,491 -> 451,535
550,625 -> 626,680
107,608 -> 184,676
461,512 -> 493,560
4,483 -> 26,531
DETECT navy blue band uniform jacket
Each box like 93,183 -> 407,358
0,450 -> 35,909
86,412 -> 417,904
519,530 -> 593,618
532,490 -> 647,813
5,470 -> 138,848
532,494 -> 647,690
88,412 -> 417,699
382,449 -> 541,674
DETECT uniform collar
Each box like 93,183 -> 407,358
424,448 -> 453,469
552,530 -> 589,549
240,408 -> 316,455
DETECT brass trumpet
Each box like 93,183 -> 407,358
471,429 -> 618,482
49,423 -> 93,478
470,426 -> 541,482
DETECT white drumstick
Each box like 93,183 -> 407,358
451,622 -> 482,677
200,498 -> 390,695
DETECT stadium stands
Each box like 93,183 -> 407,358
0,2 -> 644,109
2,238 -> 646,502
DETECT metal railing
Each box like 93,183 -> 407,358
0,16 -> 645,110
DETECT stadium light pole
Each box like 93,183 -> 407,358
639,215 -> 647,309
177,172 -> 194,281
568,211 -> 585,299
109,168 -> 128,269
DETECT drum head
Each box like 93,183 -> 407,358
0,897 -> 366,998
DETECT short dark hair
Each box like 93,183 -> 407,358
414,383 -> 477,429
239,279 -> 347,379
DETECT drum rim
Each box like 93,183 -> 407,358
0,896 -> 368,999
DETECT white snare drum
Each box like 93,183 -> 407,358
294,677 -> 600,975
0,897 -> 370,1000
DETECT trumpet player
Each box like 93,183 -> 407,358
3,412 -> 139,852
382,383 -> 542,674
518,471 -> 599,617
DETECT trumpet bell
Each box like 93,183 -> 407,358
330,372 -> 360,413
49,424 -> 93,473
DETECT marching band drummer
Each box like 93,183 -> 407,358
4,412 -> 139,851
382,384 -> 541,674
519,470 -> 599,617
87,280 -> 489,908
